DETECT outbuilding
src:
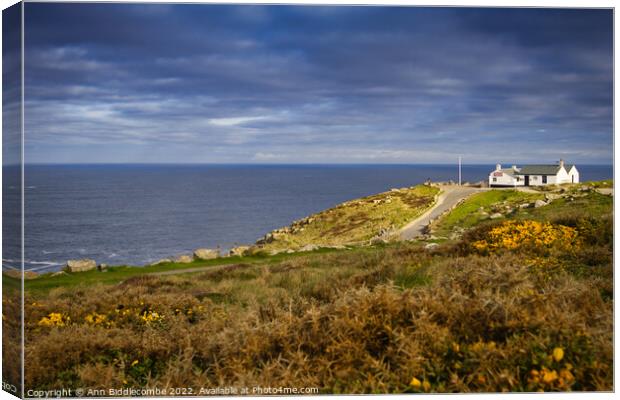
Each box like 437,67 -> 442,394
489,159 -> 579,187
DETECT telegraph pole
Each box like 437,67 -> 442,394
458,156 -> 462,186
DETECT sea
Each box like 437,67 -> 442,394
1,164 -> 613,272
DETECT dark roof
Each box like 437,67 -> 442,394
518,164 -> 575,176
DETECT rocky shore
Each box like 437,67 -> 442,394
15,182 -> 611,278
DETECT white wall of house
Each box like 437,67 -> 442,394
528,175 -> 545,186
489,169 -> 523,186
554,167 -> 570,184
566,166 -> 579,184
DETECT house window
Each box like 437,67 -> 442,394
516,177 -> 520,182
542,176 -> 547,184
532,176 -> 537,180
492,177 -> 497,182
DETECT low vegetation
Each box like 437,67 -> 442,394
253,184 -> 439,252
3,182 -> 613,393
433,189 -> 545,236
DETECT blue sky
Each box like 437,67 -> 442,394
20,4 -> 613,164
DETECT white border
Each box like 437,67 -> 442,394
0,1 -> 616,400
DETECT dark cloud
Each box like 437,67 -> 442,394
21,4 -> 613,164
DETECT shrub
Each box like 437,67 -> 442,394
471,220 -> 580,256
23,251 -> 611,393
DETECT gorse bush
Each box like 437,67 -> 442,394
19,245 -> 611,393
471,220 -> 580,255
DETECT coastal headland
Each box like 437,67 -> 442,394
3,179 -> 613,392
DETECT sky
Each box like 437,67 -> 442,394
17,4 -> 614,164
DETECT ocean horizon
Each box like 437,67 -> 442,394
2,163 -> 613,272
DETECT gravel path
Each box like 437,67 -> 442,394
398,185 -> 485,240
150,263 -> 248,276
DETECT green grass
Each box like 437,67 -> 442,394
19,246 -> 354,295
434,189 -> 544,235
519,191 -> 612,221
582,179 -> 613,188
2,274 -> 22,293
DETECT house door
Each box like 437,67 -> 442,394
524,176 -> 530,186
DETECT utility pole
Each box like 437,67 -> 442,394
458,156 -> 462,186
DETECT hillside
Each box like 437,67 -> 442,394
251,184 -> 439,253
3,182 -> 613,393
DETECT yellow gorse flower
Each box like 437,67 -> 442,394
472,220 -> 580,254
409,377 -> 421,388
38,312 -> 69,327
541,369 -> 558,384
140,310 -> 163,324
85,312 -> 108,325
553,347 -> 564,362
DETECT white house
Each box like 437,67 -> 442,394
489,160 -> 579,187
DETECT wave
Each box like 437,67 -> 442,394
2,258 -> 63,272
25,262 -> 63,272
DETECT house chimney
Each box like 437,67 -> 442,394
512,165 -> 517,170
496,163 -> 501,170
559,159 -> 565,168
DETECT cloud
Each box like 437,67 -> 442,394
21,5 -> 613,164
209,116 -> 271,127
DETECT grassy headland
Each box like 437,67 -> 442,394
4,181 -> 613,393
252,184 -> 439,253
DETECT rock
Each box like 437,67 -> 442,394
25,271 -> 39,279
4,270 -> 39,279
299,244 -> 319,252
51,271 -> 67,277
490,213 -> 503,219
150,258 -> 172,266
3,270 -> 20,279
65,259 -> 97,272
229,246 -> 250,257
371,237 -> 389,245
173,255 -> 194,264
519,203 -> 531,209
325,244 -> 347,250
534,200 -> 548,208
544,193 -> 561,201
97,263 -> 108,271
425,243 -> 439,250
193,248 -> 220,260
